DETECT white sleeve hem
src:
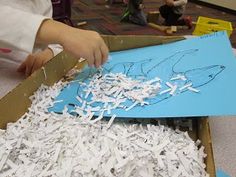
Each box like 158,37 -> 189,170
48,44 -> 63,56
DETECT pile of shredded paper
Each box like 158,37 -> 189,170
0,70 -> 208,177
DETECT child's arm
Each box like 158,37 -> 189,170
18,19 -> 109,76
36,19 -> 108,68
0,5 -> 108,70
164,0 -> 187,6
172,0 -> 187,6
164,0 -> 174,6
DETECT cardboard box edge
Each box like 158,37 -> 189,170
0,35 -> 215,175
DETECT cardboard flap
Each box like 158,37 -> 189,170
0,52 -> 79,129
102,35 -> 184,51
198,118 -> 216,176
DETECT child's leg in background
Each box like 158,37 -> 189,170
176,18 -> 185,25
159,5 -> 171,21
159,4 -> 192,28
166,12 -> 181,26
177,16 -> 193,29
128,10 -> 147,26
159,5 -> 181,26
121,0 -> 147,26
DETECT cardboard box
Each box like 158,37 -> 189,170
0,35 -> 215,176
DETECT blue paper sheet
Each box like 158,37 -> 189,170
49,31 -> 236,118
216,169 -> 231,177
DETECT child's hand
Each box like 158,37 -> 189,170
60,28 -> 109,68
36,20 -> 109,68
165,0 -> 174,6
17,48 -> 53,76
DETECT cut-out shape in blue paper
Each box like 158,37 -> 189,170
49,31 -> 236,118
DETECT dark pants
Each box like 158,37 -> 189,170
121,0 -> 147,26
159,5 -> 185,26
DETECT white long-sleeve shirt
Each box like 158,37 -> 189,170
0,0 -> 62,65
0,0 -> 63,98
173,0 -> 187,14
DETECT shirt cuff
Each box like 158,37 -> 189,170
48,44 -> 63,56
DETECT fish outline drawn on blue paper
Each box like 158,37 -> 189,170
103,49 -> 225,104
49,49 -> 225,113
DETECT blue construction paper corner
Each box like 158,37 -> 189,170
49,31 -> 236,118
216,169 -> 231,177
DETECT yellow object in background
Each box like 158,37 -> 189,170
193,16 -> 233,37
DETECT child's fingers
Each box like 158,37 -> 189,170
100,43 -> 109,65
17,55 -> 35,76
31,57 -> 43,74
25,55 -> 36,77
17,61 -> 26,72
94,48 -> 102,68
86,53 -> 95,67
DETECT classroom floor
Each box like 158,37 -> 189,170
71,0 -> 236,48
71,0 -> 236,176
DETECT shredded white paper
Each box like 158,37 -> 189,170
0,70 -> 208,177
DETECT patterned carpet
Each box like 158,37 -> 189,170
71,0 -> 236,47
